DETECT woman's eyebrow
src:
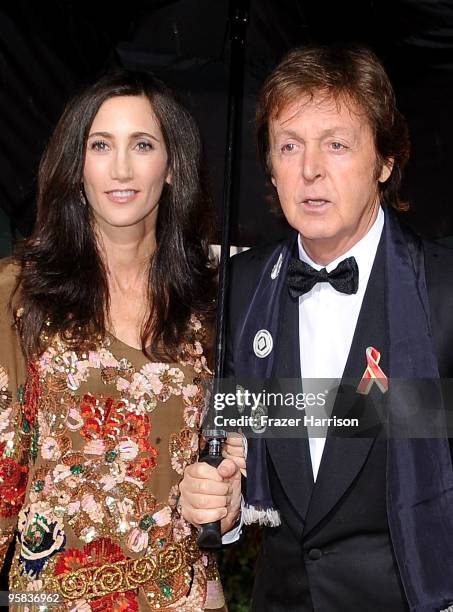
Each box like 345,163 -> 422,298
87,130 -> 160,142
130,131 -> 160,142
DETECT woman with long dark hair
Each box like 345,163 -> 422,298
0,71 -> 241,611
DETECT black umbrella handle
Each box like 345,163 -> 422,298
197,438 -> 223,550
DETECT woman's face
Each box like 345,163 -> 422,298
83,95 -> 169,231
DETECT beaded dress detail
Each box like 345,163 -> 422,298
0,259 -> 224,611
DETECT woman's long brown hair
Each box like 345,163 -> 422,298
14,70 -> 217,361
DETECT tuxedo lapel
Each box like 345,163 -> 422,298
265,275 -> 315,526
303,232 -> 389,537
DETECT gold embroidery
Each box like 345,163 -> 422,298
0,388 -> 11,412
169,427 -> 199,475
48,536 -> 201,607
101,366 -> 117,385
5,314 -> 214,609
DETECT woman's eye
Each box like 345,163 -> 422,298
136,141 -> 153,151
90,140 -> 109,151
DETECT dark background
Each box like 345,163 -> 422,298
1,2 -> 453,608
1,0 -> 453,254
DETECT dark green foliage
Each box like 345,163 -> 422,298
218,525 -> 261,612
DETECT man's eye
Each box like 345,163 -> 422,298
281,143 -> 297,153
330,142 -> 345,150
136,141 -> 153,151
90,140 -> 109,151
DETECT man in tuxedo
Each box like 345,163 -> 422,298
179,45 -> 453,611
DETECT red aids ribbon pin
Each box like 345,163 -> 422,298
357,346 -> 388,395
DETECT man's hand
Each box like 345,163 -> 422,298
222,431 -> 247,477
179,458 -> 242,535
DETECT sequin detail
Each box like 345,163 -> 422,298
1,314 -> 220,610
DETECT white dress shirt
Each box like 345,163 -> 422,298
298,206 -> 384,481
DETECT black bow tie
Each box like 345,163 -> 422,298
287,256 -> 359,297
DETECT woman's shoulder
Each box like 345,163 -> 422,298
0,256 -> 20,306
0,255 -> 20,287
0,257 -> 24,379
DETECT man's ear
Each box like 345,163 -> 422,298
378,157 -> 394,183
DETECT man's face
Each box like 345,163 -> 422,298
269,93 -> 392,262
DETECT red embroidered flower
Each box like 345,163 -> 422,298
121,413 -> 150,447
54,548 -> 86,574
55,538 -> 139,611
126,454 -> 158,482
23,361 -> 40,426
0,456 -> 28,517
80,395 -> 151,446
79,394 -> 159,482
80,395 -> 125,440
90,591 -> 138,612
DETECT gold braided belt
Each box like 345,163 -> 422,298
47,536 -> 202,608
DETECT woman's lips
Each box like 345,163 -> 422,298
104,189 -> 140,203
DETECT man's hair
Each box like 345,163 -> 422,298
256,44 -> 410,211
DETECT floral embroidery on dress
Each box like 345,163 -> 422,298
0,442 -> 28,518
1,314 -> 223,610
17,501 -> 66,578
0,366 -> 29,519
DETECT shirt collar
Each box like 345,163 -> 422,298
297,205 -> 384,285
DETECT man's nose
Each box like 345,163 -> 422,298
301,145 -> 324,182
110,149 -> 133,181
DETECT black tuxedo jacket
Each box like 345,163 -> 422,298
225,231 -> 453,612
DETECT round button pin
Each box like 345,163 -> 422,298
253,329 -> 273,358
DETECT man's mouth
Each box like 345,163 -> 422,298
302,198 -> 330,207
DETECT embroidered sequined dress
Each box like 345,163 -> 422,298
0,259 -> 225,611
